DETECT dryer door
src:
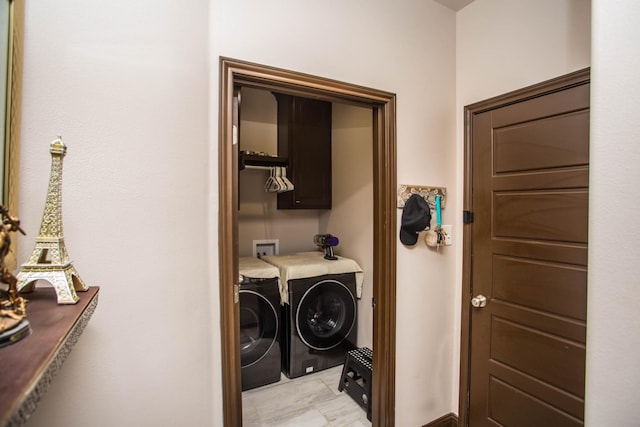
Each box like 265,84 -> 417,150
295,279 -> 356,351
239,290 -> 279,367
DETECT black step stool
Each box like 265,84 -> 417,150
338,347 -> 373,421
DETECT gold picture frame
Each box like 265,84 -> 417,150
1,0 -> 23,270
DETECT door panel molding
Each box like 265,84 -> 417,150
218,57 -> 397,426
459,68 -> 590,426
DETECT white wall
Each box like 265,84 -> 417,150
321,102 -> 374,350
20,1 -> 212,426
238,87 -> 278,156
455,0 -> 591,413
211,1 -> 457,425
457,0 -> 591,106
586,1 -> 640,424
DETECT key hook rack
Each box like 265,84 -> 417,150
397,184 -> 447,210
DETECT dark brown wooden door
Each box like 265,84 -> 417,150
467,75 -> 589,426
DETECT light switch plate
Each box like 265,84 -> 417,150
442,225 -> 452,246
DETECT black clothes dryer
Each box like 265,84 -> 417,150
239,259 -> 282,391
282,272 -> 358,378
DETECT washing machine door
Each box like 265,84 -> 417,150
239,290 -> 279,367
295,279 -> 356,351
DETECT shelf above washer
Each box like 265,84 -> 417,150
239,151 -> 288,170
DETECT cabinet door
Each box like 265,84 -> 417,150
276,94 -> 332,209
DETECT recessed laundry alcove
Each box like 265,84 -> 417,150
218,57 -> 398,426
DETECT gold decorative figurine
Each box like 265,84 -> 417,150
0,206 -> 30,346
16,136 -> 88,304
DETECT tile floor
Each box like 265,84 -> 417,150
242,365 -> 371,427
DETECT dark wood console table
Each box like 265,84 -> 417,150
0,286 -> 99,426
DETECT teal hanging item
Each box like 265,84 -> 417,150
435,194 -> 442,228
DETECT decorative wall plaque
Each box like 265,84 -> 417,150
397,184 -> 447,209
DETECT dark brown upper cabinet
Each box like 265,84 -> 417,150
274,94 -> 332,209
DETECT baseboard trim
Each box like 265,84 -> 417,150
422,412 -> 458,427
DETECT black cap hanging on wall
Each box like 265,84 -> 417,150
399,194 -> 432,246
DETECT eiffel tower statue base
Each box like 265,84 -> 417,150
16,137 -> 88,304
16,239 -> 88,304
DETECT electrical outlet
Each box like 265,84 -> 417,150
441,225 -> 452,246
253,239 -> 279,258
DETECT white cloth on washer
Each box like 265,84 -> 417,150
239,256 -> 280,280
261,251 -> 364,305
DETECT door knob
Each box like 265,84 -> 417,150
471,294 -> 487,308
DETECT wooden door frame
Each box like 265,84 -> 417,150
218,57 -> 398,426
458,68 -> 590,426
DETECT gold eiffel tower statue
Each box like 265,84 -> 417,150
16,136 -> 88,304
